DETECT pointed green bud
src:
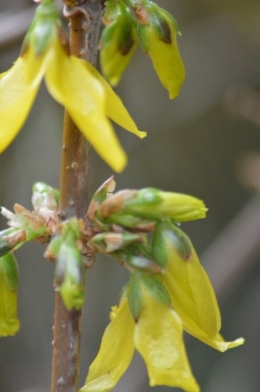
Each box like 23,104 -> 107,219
151,220 -> 192,269
89,232 -> 144,253
0,253 -> 20,336
55,241 -> 85,311
100,2 -> 138,86
136,2 -> 185,98
99,187 -> 207,222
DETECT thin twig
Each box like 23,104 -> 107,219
51,2 -> 103,391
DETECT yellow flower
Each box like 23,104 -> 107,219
0,0 -> 145,172
152,220 -> 245,351
0,253 -> 20,336
80,280 -> 200,392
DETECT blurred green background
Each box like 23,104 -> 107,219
1,0 -> 260,391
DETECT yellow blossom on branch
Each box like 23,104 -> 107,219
0,0 -> 145,172
80,291 -> 199,392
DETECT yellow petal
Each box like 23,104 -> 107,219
0,49 -> 44,152
79,298 -> 135,392
45,41 -> 127,172
163,228 -> 221,339
185,329 -> 245,352
134,293 -> 200,392
82,60 -> 146,139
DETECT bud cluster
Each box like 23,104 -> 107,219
100,0 -> 185,98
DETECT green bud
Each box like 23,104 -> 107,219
55,241 -> 85,311
89,232 -> 144,253
100,187 -> 207,222
100,1 -> 138,86
151,220 -> 192,269
32,181 -> 60,207
0,253 -> 20,336
136,2 -> 185,99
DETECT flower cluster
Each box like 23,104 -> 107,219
0,0 -> 145,172
0,178 -> 244,390
100,0 -> 185,98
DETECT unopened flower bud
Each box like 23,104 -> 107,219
136,1 -> 185,98
89,232 -> 144,253
55,241 -> 85,310
99,187 -> 207,222
100,1 -> 138,86
0,253 -> 20,336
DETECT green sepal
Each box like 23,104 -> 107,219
92,176 -> 116,205
21,0 -> 61,56
0,253 -> 19,291
46,235 -> 64,259
61,218 -> 82,240
99,213 -> 154,230
128,273 -> 171,321
0,228 -> 17,257
116,250 -> 161,274
141,274 -> 171,308
151,220 -> 192,269
128,275 -> 144,321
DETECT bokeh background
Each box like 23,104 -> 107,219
1,0 -> 260,391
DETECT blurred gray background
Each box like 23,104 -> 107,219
1,0 -> 260,391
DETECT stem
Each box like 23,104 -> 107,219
51,2 -> 102,392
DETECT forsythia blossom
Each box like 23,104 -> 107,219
0,0 -> 145,172
79,184 -> 244,392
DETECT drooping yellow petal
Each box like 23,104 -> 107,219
45,41 -> 127,172
0,49 -> 45,152
79,298 -> 135,392
185,326 -> 244,352
134,292 -> 200,392
162,227 -> 221,339
82,59 -> 146,139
